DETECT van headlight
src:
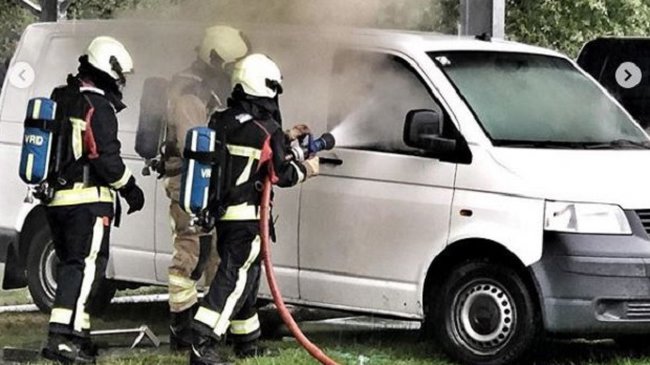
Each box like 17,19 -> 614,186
544,201 -> 632,235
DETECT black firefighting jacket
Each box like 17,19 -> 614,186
48,75 -> 132,207
208,97 -> 306,221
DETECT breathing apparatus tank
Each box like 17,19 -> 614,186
19,98 -> 58,185
179,127 -> 219,217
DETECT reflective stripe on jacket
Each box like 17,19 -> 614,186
49,185 -> 114,207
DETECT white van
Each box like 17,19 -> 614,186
3,20 -> 650,365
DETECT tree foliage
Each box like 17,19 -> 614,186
0,0 -> 36,61
506,0 -> 650,56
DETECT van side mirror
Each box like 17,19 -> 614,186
403,109 -> 456,153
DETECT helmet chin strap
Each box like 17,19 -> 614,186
265,78 -> 283,95
109,55 -> 126,87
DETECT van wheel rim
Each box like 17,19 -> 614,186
452,280 -> 515,356
39,241 -> 58,300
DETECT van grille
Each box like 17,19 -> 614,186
627,302 -> 650,320
636,210 -> 650,235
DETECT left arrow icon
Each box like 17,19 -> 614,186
9,62 -> 35,89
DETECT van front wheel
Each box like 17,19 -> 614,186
26,224 -> 117,315
431,260 -> 540,365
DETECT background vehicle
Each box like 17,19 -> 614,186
3,21 -> 650,365
578,37 -> 650,131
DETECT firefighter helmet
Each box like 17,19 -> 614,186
85,36 -> 133,81
198,25 -> 250,69
231,54 -> 283,99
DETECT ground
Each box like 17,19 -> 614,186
1,289 -> 650,364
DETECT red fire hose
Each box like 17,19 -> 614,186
259,178 -> 340,365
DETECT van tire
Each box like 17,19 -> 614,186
430,259 -> 539,365
26,224 -> 117,315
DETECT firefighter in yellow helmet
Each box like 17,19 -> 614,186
41,36 -> 145,363
163,25 -> 251,351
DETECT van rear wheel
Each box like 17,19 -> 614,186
429,259 -> 540,365
26,224 -> 117,315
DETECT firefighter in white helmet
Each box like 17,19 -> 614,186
189,54 -> 318,364
41,36 -> 144,363
163,25 -> 252,351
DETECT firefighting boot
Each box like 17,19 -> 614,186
189,334 -> 232,365
233,339 -> 277,359
75,336 -> 99,358
170,304 -> 197,351
41,333 -> 96,364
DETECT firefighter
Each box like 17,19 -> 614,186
41,36 -> 145,363
164,25 -> 251,351
189,54 -> 319,365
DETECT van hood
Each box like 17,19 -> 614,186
487,148 -> 650,210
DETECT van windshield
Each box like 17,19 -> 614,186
430,52 -> 650,148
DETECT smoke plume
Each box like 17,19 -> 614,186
117,0 -> 453,150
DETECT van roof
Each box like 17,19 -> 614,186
26,19 -> 567,59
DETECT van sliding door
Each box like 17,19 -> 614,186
297,50 -> 456,317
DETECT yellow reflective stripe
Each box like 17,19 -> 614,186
227,145 -> 261,159
70,117 -> 87,160
220,203 -> 259,221
32,98 -> 42,120
26,154 -> 34,182
291,160 -> 305,183
229,314 -> 260,335
214,236 -> 261,336
195,306 -> 220,328
168,274 -> 196,289
82,312 -> 91,330
169,287 -> 197,305
110,168 -> 132,190
74,217 -> 103,333
235,156 -> 255,186
50,308 -> 73,325
48,187 -> 114,207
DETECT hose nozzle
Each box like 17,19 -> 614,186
290,133 -> 336,162
308,133 -> 336,155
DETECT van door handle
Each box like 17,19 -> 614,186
320,157 -> 343,166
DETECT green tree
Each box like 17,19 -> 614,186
0,0 -> 36,61
506,0 -> 650,56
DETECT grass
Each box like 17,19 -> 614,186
0,288 -> 34,306
2,296 -> 650,364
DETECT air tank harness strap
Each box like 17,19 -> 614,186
157,141 -> 182,178
183,148 -> 220,164
24,118 -> 61,133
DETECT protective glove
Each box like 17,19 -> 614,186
302,157 -> 320,180
119,176 -> 145,214
285,124 -> 311,142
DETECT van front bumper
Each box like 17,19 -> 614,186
532,214 -> 650,335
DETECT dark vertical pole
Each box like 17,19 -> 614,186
460,0 -> 505,38
40,0 -> 58,21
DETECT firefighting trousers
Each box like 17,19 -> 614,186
165,176 -> 218,313
193,221 -> 262,343
46,202 -> 112,338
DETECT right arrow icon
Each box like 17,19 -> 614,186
616,62 -> 642,89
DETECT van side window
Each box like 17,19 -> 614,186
328,50 -> 446,154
